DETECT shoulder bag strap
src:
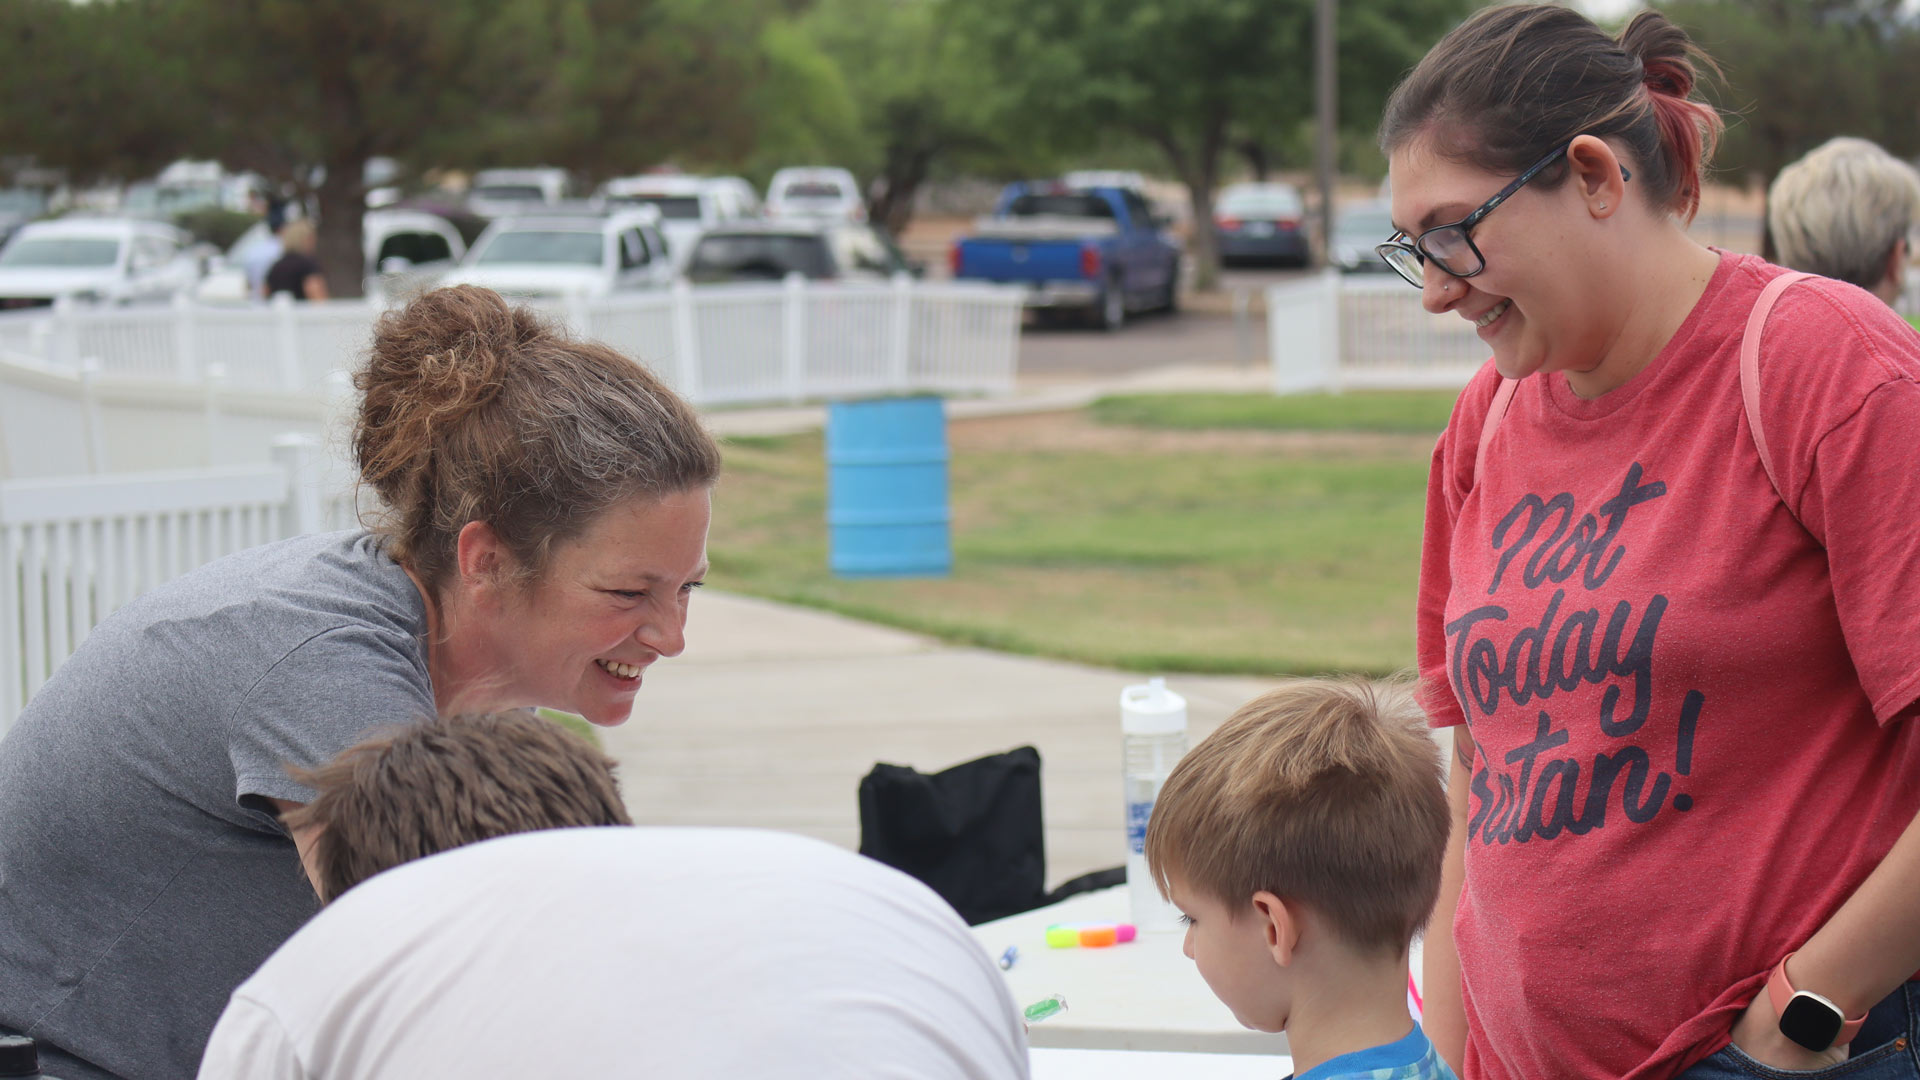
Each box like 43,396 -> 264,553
1473,377 -> 1519,485
1740,271 -> 1813,508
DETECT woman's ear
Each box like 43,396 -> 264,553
1567,134 -> 1628,219
1251,890 -> 1301,967
454,520 -> 510,594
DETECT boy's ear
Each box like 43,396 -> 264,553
1251,890 -> 1300,967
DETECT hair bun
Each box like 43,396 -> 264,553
1620,10 -> 1707,99
354,285 -> 549,505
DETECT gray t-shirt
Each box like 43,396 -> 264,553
0,530 -> 433,1080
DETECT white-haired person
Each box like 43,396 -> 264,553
1768,135 -> 1920,308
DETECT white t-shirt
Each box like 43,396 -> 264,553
197,827 -> 1031,1079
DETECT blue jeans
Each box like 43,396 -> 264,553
1679,983 -> 1919,1079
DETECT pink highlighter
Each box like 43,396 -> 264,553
1045,922 -> 1138,948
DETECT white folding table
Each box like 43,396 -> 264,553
971,885 -> 1294,1057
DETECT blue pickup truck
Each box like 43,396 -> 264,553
950,183 -> 1182,330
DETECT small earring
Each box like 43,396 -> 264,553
1598,203 -> 1608,210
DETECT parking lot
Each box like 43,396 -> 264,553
1017,266 -> 1310,377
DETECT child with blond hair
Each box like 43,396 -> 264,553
1145,677 -> 1455,1080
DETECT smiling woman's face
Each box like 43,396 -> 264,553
486,487 -> 712,727
1388,135 -> 1604,383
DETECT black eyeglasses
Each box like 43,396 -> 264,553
1376,141 -> 1629,287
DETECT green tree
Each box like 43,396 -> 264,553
952,0 -> 1469,288
1660,0 -> 1920,183
515,0 -> 771,185
0,0 -> 191,186
147,0 -> 547,295
801,0 -> 1003,234
731,17 -> 868,186
1233,0 -> 1466,180
167,0 -> 774,296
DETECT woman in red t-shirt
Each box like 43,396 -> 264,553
1381,6 -> 1920,1080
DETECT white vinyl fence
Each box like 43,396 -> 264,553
0,436 -> 347,730
0,349 -> 346,479
1268,272 -> 1490,393
0,276 -> 1025,405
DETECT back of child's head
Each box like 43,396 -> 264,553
1144,676 -> 1448,956
283,711 -> 632,902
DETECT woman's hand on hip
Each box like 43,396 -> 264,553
1728,991 -> 1848,1071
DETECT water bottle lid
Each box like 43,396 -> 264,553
1120,676 -> 1187,734
0,1035 -> 39,1078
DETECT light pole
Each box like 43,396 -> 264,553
1314,0 -> 1338,267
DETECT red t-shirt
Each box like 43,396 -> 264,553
1417,252 -> 1920,1080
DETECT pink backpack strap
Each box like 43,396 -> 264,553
1741,272 -> 1813,506
1474,377 -> 1519,484
1473,271 -> 1810,502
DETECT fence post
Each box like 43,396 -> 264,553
322,368 -> 355,422
1233,288 -> 1253,370
172,293 -> 198,381
271,434 -> 323,538
0,518 -> 20,732
887,272 -> 913,392
78,359 -> 105,474
204,362 -> 229,467
26,315 -> 51,365
268,293 -> 302,392
50,296 -> 79,370
1266,272 -> 1340,395
1324,270 -> 1345,394
782,272 -> 808,405
564,291 -> 593,339
669,280 -> 703,403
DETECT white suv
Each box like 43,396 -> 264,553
766,167 -> 866,223
597,175 -> 754,270
439,208 -> 674,299
466,168 -> 571,220
0,218 -> 201,309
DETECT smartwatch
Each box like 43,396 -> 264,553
1767,952 -> 1866,1053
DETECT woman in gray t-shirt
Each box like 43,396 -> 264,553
0,285 -> 722,1080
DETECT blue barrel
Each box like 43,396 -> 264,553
826,397 -> 952,577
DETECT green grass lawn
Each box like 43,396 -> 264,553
1088,390 -> 1460,434
708,391 -> 1459,677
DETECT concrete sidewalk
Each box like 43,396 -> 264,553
599,590 -> 1288,888
612,359 -> 1439,887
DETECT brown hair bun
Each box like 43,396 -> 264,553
349,285 -> 721,587
356,286 -> 537,510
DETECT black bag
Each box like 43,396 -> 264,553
858,745 -> 1048,925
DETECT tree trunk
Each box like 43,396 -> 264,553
1152,120 -> 1226,292
315,159 -> 365,300
1186,177 -> 1222,292
872,146 -> 935,238
1238,139 -> 1269,181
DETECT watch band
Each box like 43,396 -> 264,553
1768,952 -> 1867,1050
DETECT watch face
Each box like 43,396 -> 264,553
1780,992 -> 1845,1052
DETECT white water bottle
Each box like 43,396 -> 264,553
1120,676 -> 1188,932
